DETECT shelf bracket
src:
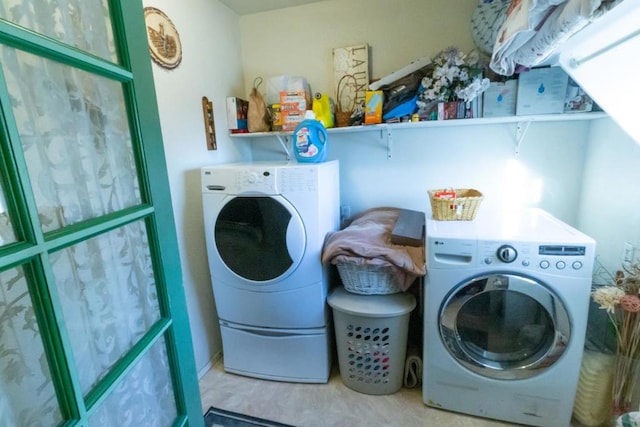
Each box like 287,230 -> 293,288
382,128 -> 393,159
515,121 -> 531,156
276,135 -> 291,161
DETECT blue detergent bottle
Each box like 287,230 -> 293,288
293,110 -> 328,163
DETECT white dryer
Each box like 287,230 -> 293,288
201,161 -> 339,383
423,208 -> 595,427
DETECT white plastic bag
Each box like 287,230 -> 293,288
265,75 -> 311,105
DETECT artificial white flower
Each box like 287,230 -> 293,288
444,66 -> 460,82
456,76 -> 491,102
421,77 -> 433,88
419,47 -> 488,103
466,50 -> 480,65
433,66 -> 446,80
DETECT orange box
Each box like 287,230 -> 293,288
280,91 -> 307,110
365,90 -> 383,124
281,109 -> 305,132
280,91 -> 308,131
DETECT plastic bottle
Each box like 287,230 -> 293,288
269,103 -> 282,131
293,110 -> 328,163
312,92 -> 335,128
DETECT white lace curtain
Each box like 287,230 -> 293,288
0,1 -> 176,426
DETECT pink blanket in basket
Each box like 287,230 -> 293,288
321,207 -> 426,291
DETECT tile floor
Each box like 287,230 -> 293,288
198,357 -> 518,427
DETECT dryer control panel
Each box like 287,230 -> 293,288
202,167 -> 277,194
235,169 -> 276,192
426,209 -> 596,278
479,240 -> 592,278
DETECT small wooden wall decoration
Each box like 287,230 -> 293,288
333,44 -> 370,112
144,7 -> 183,69
202,96 -> 216,150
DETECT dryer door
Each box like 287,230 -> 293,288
213,195 -> 305,284
440,273 -> 570,380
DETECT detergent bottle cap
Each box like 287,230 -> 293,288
304,110 -> 316,120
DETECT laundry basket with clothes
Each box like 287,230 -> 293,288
321,207 -> 426,295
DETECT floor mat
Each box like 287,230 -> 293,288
204,406 -> 295,427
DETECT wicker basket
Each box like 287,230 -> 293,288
336,263 -> 402,295
335,110 -> 352,127
428,188 -> 483,221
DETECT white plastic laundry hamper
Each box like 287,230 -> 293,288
327,286 -> 416,395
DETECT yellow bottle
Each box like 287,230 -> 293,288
312,93 -> 335,128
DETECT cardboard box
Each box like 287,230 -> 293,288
280,91 -> 308,131
226,97 -> 249,132
364,90 -> 383,124
483,80 -> 518,118
516,67 -> 569,116
280,91 -> 307,111
281,109 -> 305,132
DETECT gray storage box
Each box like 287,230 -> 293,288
327,286 -> 416,395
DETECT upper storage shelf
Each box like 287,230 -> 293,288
229,112 -> 608,158
229,111 -> 608,138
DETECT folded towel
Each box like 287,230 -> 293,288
403,345 -> 423,389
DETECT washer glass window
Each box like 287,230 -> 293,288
215,196 -> 299,281
440,273 -> 570,380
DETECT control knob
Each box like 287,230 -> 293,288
497,245 -> 518,263
246,172 -> 258,184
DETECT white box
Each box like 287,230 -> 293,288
483,80 -> 518,118
368,55 -> 431,91
516,67 -> 569,116
226,96 -> 248,132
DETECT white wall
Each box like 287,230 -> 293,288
235,1 -> 640,279
143,0 -> 640,376
143,0 -> 474,377
578,119 -> 640,277
235,0 -> 594,227
143,0 -> 250,374
246,120 -> 592,226
238,0 -> 477,98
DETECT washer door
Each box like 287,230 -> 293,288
440,273 -> 571,380
214,195 -> 305,283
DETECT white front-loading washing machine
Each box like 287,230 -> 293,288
201,161 -> 339,383
423,208 -> 595,427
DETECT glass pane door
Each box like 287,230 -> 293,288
0,1 -> 201,426
0,0 -> 118,62
0,186 -> 16,245
1,46 -> 141,231
0,265 -> 62,426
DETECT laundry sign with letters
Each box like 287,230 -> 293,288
333,44 -> 369,113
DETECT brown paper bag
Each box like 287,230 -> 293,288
248,77 -> 270,132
